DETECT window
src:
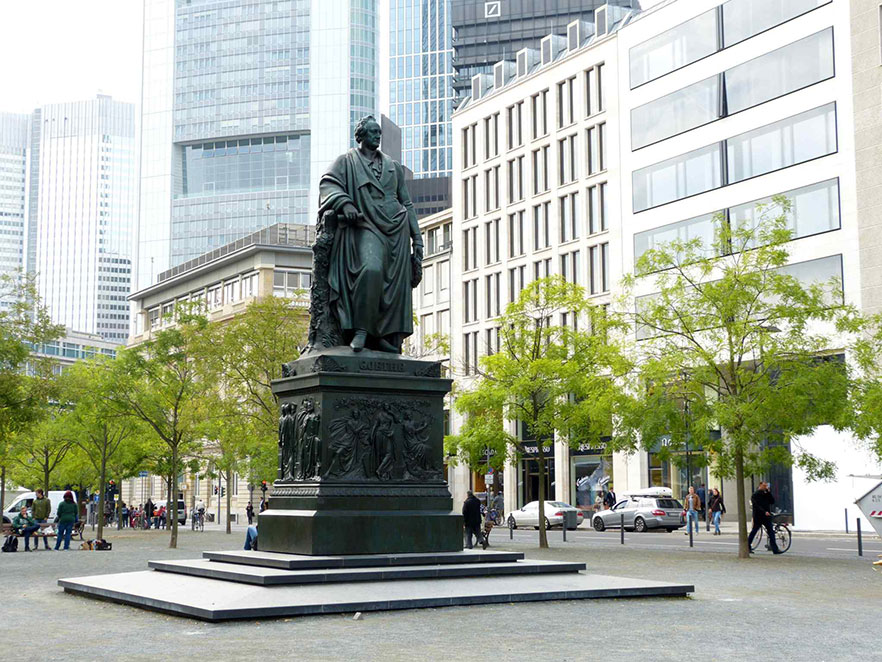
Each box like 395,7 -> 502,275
634,213 -> 718,265
484,218 -> 500,264
506,101 -> 524,149
422,261 -> 435,297
588,182 -> 607,234
723,0 -> 830,48
463,278 -> 478,323
508,265 -> 526,303
633,143 -> 723,212
585,64 -> 604,116
485,272 -> 501,318
557,76 -> 576,128
533,201 -> 551,250
726,103 -> 836,183
484,112 -> 499,158
588,243 -> 609,294
507,156 -> 524,203
587,123 -> 606,175
629,8 -> 718,88
208,285 -> 223,308
730,178 -> 841,241
463,330 -> 479,375
533,257 -> 552,281
508,211 -> 525,258
462,227 -> 478,271
148,308 -> 160,330
439,259 -> 450,295
485,327 -> 501,355
462,174 -> 478,219
462,123 -> 477,168
484,166 -> 500,211
273,271 -> 309,298
531,89 -> 548,139
532,146 -> 549,194
560,250 -> 581,284
241,272 -> 258,298
558,134 -> 578,185
631,28 -> 834,149
559,192 -> 580,243
223,279 -> 239,304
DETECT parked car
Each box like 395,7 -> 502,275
2,490 -> 78,524
592,494 -> 684,533
507,501 -> 585,530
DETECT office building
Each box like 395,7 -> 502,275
137,0 -> 379,292
22,96 -> 136,344
0,113 -> 29,304
449,0 -> 881,529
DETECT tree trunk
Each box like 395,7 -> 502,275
536,446 -> 548,549
225,470 -> 232,534
169,445 -> 178,549
97,457 -> 107,541
43,447 -> 50,495
0,465 -> 5,514
735,444 -> 749,559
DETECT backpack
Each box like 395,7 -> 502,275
2,535 -> 18,553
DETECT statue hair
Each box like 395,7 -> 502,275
354,115 -> 379,144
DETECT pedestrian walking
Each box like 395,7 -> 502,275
697,483 -> 707,521
31,488 -> 51,550
708,488 -> 726,535
603,485 -> 617,509
747,481 -> 782,554
121,502 -> 128,528
246,502 -> 254,526
462,490 -> 484,549
12,507 -> 41,552
144,499 -> 154,529
683,486 -> 700,536
54,491 -> 78,551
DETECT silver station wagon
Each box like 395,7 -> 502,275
591,491 -> 685,533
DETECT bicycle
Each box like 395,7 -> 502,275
191,510 -> 205,532
749,512 -> 792,553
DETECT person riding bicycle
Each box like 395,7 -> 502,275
747,482 -> 782,554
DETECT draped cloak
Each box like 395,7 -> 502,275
319,149 -> 418,340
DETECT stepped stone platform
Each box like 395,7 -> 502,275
59,549 -> 694,622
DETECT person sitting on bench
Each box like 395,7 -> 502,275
12,507 -> 41,552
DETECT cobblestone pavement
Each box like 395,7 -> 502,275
3,526 -> 877,662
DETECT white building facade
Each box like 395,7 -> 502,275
449,0 -> 882,530
0,112 -> 29,306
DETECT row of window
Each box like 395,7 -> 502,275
634,178 -> 841,264
146,272 -> 262,330
462,183 -> 609,271
629,0 -> 830,88
461,63 -> 606,168
632,28 -> 834,149
632,103 -> 837,213
462,125 -> 607,218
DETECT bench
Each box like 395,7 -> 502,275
1,521 -> 85,542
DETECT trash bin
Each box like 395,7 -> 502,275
563,510 -> 578,530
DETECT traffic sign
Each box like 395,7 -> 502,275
138,471 -> 148,478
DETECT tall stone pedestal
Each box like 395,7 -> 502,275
258,348 -> 462,556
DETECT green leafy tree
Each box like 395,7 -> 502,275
0,272 -> 63,510
6,416 -> 74,495
847,312 -> 882,463
447,276 -> 631,548
111,309 -> 211,548
620,206 -> 857,558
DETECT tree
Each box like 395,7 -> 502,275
197,296 -> 308,509
0,271 -> 63,510
111,309 -> 211,548
847,313 -> 882,463
620,205 -> 856,558
55,358 -> 147,539
447,276 -> 631,548
6,417 -> 74,495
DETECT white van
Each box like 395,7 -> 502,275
1,491 -> 78,524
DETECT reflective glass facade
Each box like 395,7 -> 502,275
389,0 -> 454,176
0,112 -> 29,307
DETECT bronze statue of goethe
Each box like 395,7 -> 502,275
316,115 -> 424,354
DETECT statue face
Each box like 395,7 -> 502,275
360,120 -> 382,150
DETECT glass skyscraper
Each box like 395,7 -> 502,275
28,96 -> 136,343
388,0 -> 454,177
137,0 -> 379,290
0,112 -> 29,307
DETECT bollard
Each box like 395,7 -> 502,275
620,514 -> 625,544
563,522 -> 567,543
857,518 -> 863,557
509,521 -> 513,540
845,508 -> 849,534
689,521 -> 694,548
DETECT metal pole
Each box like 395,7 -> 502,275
563,520 -> 567,543
509,522 -> 513,540
857,518 -> 863,557
620,514 -> 624,544
689,520 -> 694,548
845,508 -> 849,534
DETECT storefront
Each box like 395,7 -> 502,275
647,433 -> 719,502
570,445 -> 612,513
518,444 -> 554,506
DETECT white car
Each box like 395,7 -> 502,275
507,501 -> 584,530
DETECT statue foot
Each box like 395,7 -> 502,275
350,329 -> 367,352
377,337 -> 400,353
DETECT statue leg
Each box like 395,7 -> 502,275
350,232 -> 385,342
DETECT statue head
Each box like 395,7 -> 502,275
302,398 -> 314,413
354,115 -> 382,150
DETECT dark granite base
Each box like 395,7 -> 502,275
202,548 -> 524,570
257,508 -> 463,555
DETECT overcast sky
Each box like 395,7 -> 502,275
0,0 -> 143,113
